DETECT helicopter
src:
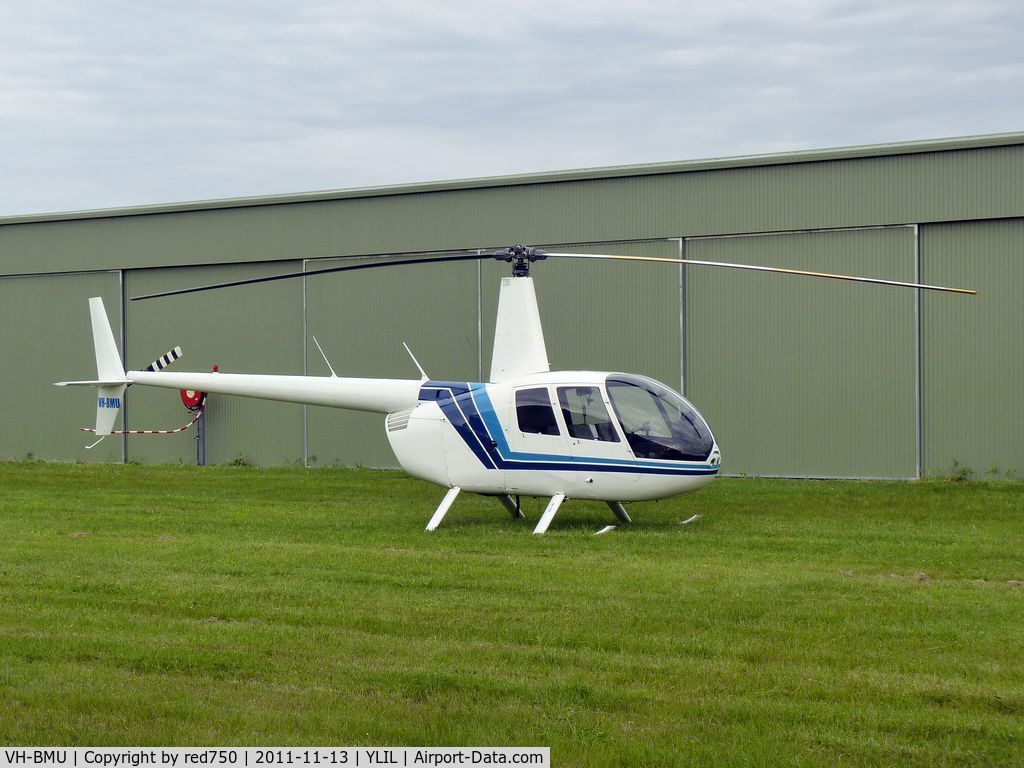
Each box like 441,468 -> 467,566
56,245 -> 974,534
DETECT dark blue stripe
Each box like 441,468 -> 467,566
422,382 -> 495,469
420,380 -> 719,477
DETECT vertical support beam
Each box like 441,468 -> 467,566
533,492 -> 566,535
426,486 -> 462,531
196,408 -> 206,466
302,261 -> 309,468
477,254 -> 484,382
676,237 -> 688,397
119,269 -> 128,464
913,224 -> 923,479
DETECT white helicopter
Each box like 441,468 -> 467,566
56,245 -> 974,534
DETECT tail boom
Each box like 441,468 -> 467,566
56,297 -> 422,439
127,370 -> 421,414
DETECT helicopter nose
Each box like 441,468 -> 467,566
709,448 -> 721,471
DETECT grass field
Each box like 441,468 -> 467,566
0,462 -> 1021,766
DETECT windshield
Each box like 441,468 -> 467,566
606,375 -> 713,461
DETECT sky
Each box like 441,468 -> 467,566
1,0 -> 1022,217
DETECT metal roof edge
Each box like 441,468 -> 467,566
3,131 -> 1023,226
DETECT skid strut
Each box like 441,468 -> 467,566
533,492 -> 566,535
497,493 -> 526,519
607,501 -> 632,524
426,487 -> 461,531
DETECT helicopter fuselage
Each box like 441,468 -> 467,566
388,371 -> 721,501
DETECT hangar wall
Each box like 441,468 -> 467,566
687,226 -> 918,478
1,134 -> 1021,478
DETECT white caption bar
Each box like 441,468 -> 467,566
0,749 -> 549,768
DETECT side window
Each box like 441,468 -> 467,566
557,386 -> 619,442
516,387 -> 559,436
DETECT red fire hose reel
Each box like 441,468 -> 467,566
180,365 -> 215,410
180,389 -> 205,410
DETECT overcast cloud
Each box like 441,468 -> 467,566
1,0 -> 1022,216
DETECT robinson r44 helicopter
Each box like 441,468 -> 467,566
57,245 -> 974,534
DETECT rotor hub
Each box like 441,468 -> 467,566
495,244 -> 547,277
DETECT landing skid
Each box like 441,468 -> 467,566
428,489 -> 528,531
534,498 -> 629,534
427,491 -> 631,534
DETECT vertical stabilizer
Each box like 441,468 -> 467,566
94,384 -> 127,436
88,297 -> 127,435
89,297 -> 125,383
489,276 -> 550,383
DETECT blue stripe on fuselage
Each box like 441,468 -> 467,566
420,381 -> 496,469
419,380 -> 718,477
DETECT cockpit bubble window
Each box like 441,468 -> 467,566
516,387 -> 560,436
556,386 -> 620,442
606,375 -> 713,461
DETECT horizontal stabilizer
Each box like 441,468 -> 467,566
55,379 -> 135,387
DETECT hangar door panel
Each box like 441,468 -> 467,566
305,257 -> 479,468
125,263 -> 305,466
686,228 -> 916,478
0,272 -> 123,463
921,220 -> 1024,478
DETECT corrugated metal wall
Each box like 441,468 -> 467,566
123,262 -> 305,466
481,240 -> 683,388
3,141 -> 1023,275
304,256 -> 479,467
920,219 -> 1024,479
0,271 -> 123,463
686,228 -> 917,478
1,136 -> 1021,477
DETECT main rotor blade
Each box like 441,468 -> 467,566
544,252 -> 976,295
130,251 -> 490,301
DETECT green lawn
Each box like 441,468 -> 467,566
0,463 -> 1021,766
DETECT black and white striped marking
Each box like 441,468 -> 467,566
145,346 -> 182,372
